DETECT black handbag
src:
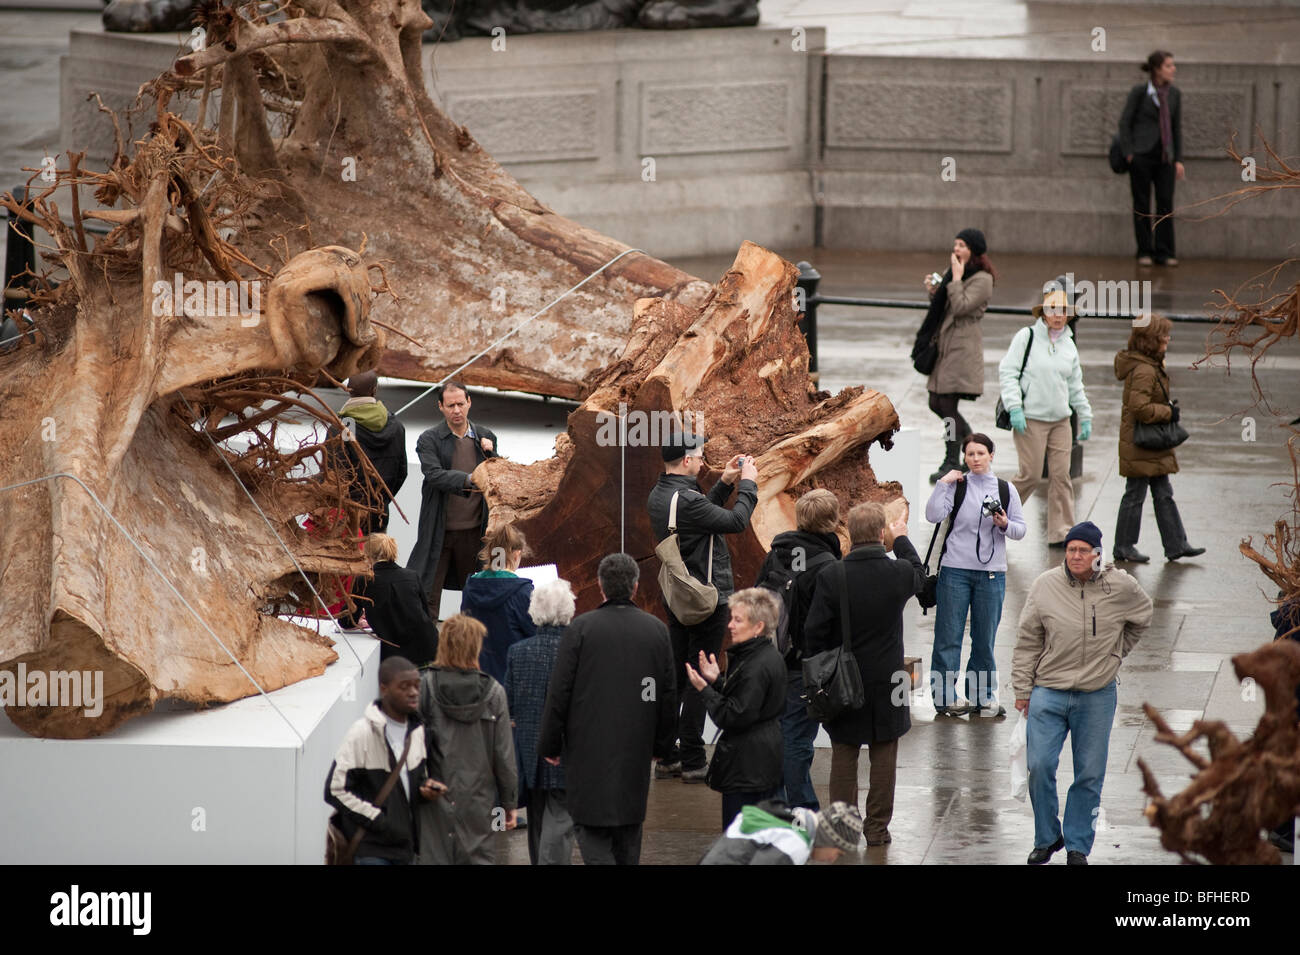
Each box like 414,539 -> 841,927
1132,375 -> 1188,450
801,563 -> 864,723
1109,135 -> 1130,174
918,522 -> 942,614
995,328 -> 1033,430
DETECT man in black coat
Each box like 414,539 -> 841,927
407,382 -> 498,618
538,553 -> 677,865
647,432 -> 758,782
803,502 -> 922,846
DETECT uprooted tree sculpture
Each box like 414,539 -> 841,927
1,0 -> 899,737
1137,138 -> 1300,863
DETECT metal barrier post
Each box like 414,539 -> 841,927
795,260 -> 820,374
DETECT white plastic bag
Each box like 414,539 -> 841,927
1008,711 -> 1028,802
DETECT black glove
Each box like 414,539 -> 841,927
1170,403 -> 1181,423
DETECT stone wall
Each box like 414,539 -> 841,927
819,57 -> 1300,257
58,27 -> 1300,260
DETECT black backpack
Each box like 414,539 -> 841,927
760,548 -> 835,658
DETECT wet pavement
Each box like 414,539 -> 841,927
483,248 -> 1300,864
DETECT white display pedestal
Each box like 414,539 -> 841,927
0,632 -> 379,864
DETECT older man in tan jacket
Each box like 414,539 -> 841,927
1012,521 -> 1152,866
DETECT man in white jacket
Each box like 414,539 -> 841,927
998,284 -> 1092,547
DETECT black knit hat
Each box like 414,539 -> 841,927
661,429 -> 706,462
955,228 -> 987,257
1065,521 -> 1103,549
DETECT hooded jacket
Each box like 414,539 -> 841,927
338,397 -> 407,531
416,667 -> 517,865
325,701 -> 427,864
755,529 -> 843,669
1114,349 -> 1179,478
648,472 -> 757,604
1011,561 -> 1153,698
461,570 -> 536,684
998,317 -> 1092,425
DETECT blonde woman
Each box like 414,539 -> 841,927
998,280 -> 1093,548
685,587 -> 787,827
460,522 -> 536,683
417,614 -> 518,865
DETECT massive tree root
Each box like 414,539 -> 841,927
1138,641 -> 1300,865
473,240 -> 902,615
1,0 -> 897,735
0,121 -> 387,737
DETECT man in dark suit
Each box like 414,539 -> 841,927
407,382 -> 497,618
802,502 -> 923,846
538,553 -> 677,865
1118,51 -> 1184,266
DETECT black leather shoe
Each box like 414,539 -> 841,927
1066,850 -> 1088,865
1112,546 -> 1150,563
1027,836 -> 1065,865
1167,545 -> 1206,561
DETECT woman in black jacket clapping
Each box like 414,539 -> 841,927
686,588 -> 787,828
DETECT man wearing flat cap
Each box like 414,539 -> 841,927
647,428 -> 759,783
1011,521 -> 1152,866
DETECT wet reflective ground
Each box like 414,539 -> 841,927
489,249 -> 1299,864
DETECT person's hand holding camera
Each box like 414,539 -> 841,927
739,456 -> 759,483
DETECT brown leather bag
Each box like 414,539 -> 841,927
326,725 -> 414,865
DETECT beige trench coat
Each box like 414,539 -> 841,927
927,270 -> 993,397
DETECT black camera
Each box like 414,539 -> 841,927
981,494 -> 1004,517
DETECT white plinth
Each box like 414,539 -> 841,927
0,632 -> 380,864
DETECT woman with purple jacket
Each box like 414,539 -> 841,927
925,433 -> 1027,717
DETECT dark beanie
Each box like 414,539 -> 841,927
1064,521 -> 1103,549
955,228 -> 987,257
661,430 -> 706,462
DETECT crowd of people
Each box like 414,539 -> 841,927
318,60 -> 1241,860
320,355 -> 1205,866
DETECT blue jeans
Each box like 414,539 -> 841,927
1027,681 -> 1117,856
930,566 -> 1006,708
780,670 -> 820,811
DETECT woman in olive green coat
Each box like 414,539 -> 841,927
1112,314 -> 1204,562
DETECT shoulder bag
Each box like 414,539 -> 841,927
801,563 -> 864,722
326,726 -> 413,866
995,327 -> 1034,430
1132,373 -> 1189,451
655,490 -> 719,625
